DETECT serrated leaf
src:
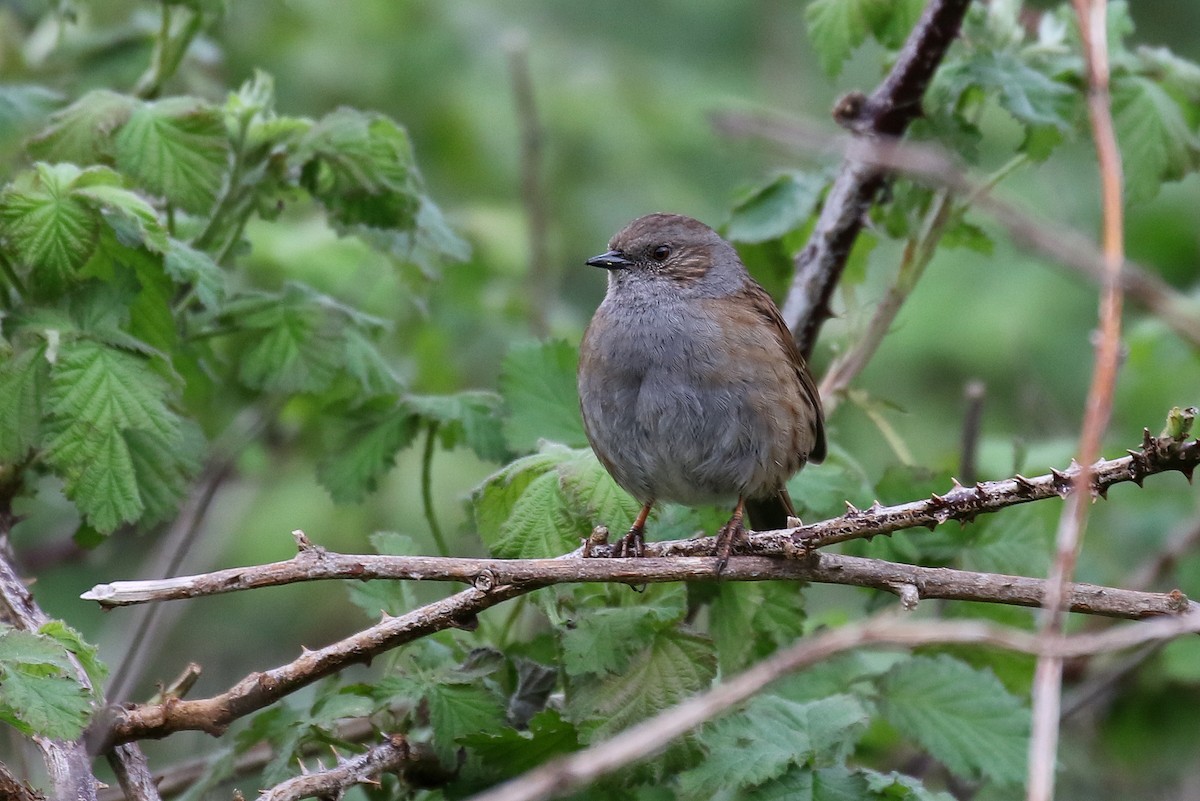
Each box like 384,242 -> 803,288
862,769 -> 957,800
38,621 -> 108,693
500,340 -> 586,452
460,709 -> 580,777
961,505 -> 1050,576
805,0 -> 888,77
294,109 -> 420,230
679,694 -> 868,793
0,163 -> 100,295
115,97 -> 228,214
1113,75 -> 1200,202
562,605 -> 661,677
568,629 -> 715,742
493,468 -> 579,558
0,628 -> 94,739
27,89 -> 136,164
164,239 -> 227,310
878,655 -> 1028,784
317,405 -> 419,504
75,181 -> 169,253
340,326 -> 401,398
347,532 -> 418,617
936,50 -> 1075,129
0,345 -> 49,462
44,339 -> 186,532
426,683 -> 506,758
473,447 -> 574,551
557,449 -> 639,534
234,289 -> 341,394
407,392 -> 508,463
726,171 -> 825,244
125,422 -> 204,525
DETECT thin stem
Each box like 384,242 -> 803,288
422,421 -> 450,557
1029,2 -> 1126,799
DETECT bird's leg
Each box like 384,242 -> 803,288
615,502 -> 653,558
713,497 -> 747,572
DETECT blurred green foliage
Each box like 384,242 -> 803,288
0,0 -> 1199,799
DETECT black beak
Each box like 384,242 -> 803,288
586,250 -> 633,270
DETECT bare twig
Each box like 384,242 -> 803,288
782,0 -> 973,358
0,760 -> 44,801
108,743 -> 163,801
506,31 -> 552,338
258,734 -> 413,801
1030,3 -> 1126,798
463,610 -> 1200,801
79,544 -> 1191,620
712,112 -> 1200,348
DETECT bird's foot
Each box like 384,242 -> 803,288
615,525 -> 646,558
713,517 -> 747,574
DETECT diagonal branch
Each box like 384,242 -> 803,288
462,610 -> 1200,801
258,734 -> 414,801
783,0 -> 974,358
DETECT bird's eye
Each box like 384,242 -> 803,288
651,245 -> 671,262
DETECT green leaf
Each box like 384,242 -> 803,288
878,654 -> 1029,784
567,628 -> 715,742
460,709 -> 580,777
500,340 -> 586,452
493,467 -> 579,558
726,171 -> 825,244
472,447 -> 575,553
38,621 -> 108,693
936,50 -> 1075,129
294,108 -> 420,230
425,683 -> 507,759
406,391 -> 508,462
562,604 -> 667,678
346,532 -> 418,617
679,694 -> 868,793
75,180 -> 169,254
0,628 -> 95,739
557,449 -> 640,534
805,0 -> 888,77
44,338 -> 188,532
0,163 -> 100,295
341,327 -> 402,399
1113,75 -> 1200,202
709,582 -> 807,672
317,404 -> 419,504
232,287 -> 342,394
754,765 -> 873,801
115,97 -> 228,214
164,239 -> 227,310
125,422 -> 205,526
27,89 -> 137,164
862,769 -> 956,800
0,344 -> 49,462
961,505 -> 1051,576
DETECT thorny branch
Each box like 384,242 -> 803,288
782,0 -> 973,358
257,734 -> 414,801
86,426 -> 1198,747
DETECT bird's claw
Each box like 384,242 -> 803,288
713,519 -> 747,575
615,526 -> 646,558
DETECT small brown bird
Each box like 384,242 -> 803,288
578,213 -> 825,561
